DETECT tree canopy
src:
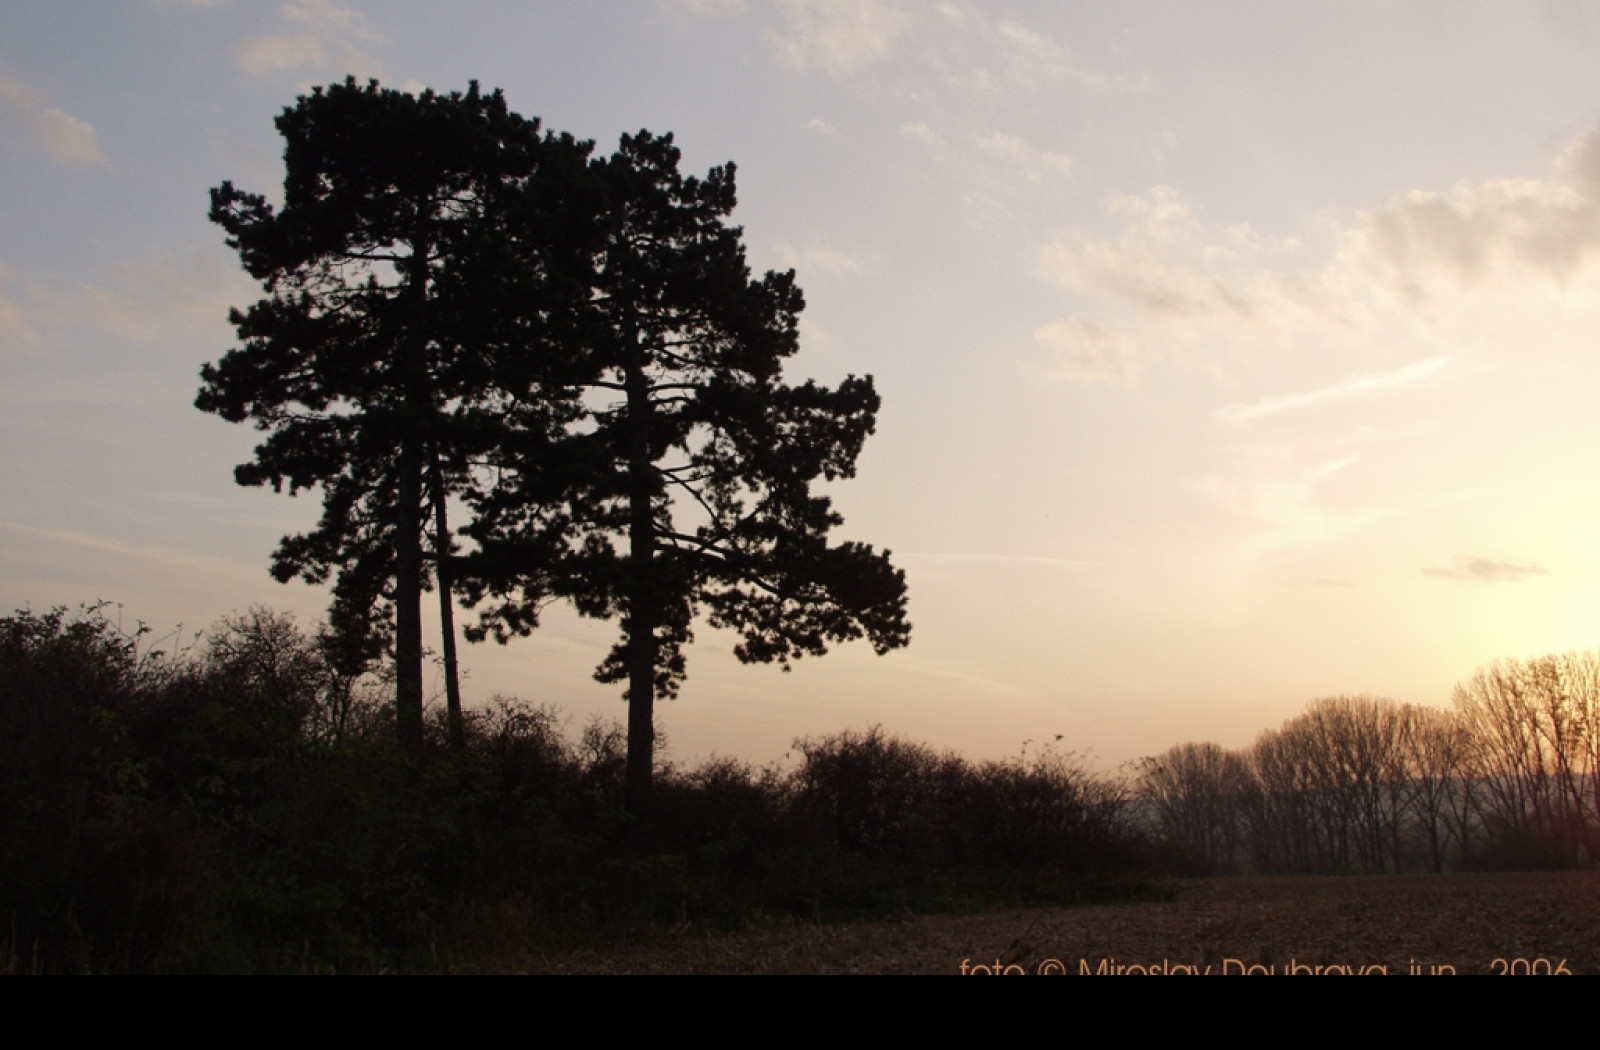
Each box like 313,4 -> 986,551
466,130 -> 910,802
201,81 -> 909,784
197,78 -> 592,755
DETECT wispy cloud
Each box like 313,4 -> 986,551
900,120 -> 944,147
1044,121 -> 1600,374
0,519 -> 265,583
768,0 -> 909,73
885,651 -> 1025,696
0,65 -> 106,167
1424,556 -> 1549,583
1035,317 -> 1138,385
1197,451 -> 1391,555
236,0 -> 380,80
974,130 -> 1073,184
1217,356 -> 1451,424
994,19 -> 1108,91
932,8 -> 1128,97
1038,187 -> 1277,323
777,239 -> 881,278
0,263 -> 44,355
1355,129 -> 1600,305
3,253 -> 248,349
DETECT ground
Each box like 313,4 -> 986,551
519,871 -> 1600,974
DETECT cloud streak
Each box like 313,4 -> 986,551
902,552 -> 1088,569
1217,356 -> 1451,424
0,519 -> 266,584
1424,556 -> 1549,583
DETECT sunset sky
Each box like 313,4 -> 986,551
6,1 -> 1600,772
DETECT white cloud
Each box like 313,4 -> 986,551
900,120 -> 944,147
1357,179 -> 1600,304
1217,356 -> 1451,425
995,19 -> 1105,91
807,117 -> 836,135
1038,122 -> 1600,386
0,67 -> 106,167
1349,126 -> 1600,308
777,240 -> 881,278
36,108 -> 105,166
1035,318 -> 1138,385
0,296 -> 41,355
974,130 -> 1073,183
0,263 -> 42,355
235,1 -> 379,80
930,9 -> 1125,98
236,32 -> 327,76
1040,187 -> 1243,319
1038,184 -> 1376,354
1036,120 -> 1600,372
768,0 -> 909,73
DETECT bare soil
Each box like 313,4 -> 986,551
520,871 -> 1600,974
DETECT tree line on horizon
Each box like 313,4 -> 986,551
1140,651 -> 1600,875
4,595 -> 1595,970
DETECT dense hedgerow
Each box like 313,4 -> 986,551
1,604 -> 1149,972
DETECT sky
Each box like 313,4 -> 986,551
6,1 -> 1600,773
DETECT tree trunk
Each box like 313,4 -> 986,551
624,322 -> 656,809
395,433 -> 425,758
431,452 -> 465,754
393,239 -> 432,760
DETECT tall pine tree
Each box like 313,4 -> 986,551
465,132 -> 910,803
198,79 -> 592,755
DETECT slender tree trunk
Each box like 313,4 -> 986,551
394,239 -> 432,760
430,451 -> 465,754
623,321 -> 656,809
395,435 -> 425,758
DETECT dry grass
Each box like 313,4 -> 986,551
510,871 -> 1600,974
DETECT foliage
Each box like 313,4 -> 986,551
1,605 -> 1142,970
201,82 -> 907,780
197,78 -> 594,754
464,130 -> 910,802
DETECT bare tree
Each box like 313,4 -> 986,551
1140,742 -> 1251,873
